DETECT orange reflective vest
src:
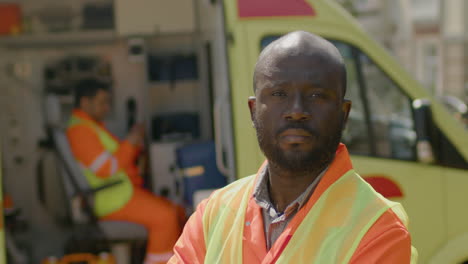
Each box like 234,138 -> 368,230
170,144 -> 417,263
67,111 -> 133,217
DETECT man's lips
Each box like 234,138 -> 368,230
279,129 -> 313,144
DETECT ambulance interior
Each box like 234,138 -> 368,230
0,1 -> 234,263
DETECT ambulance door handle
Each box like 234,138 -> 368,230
214,94 -> 231,177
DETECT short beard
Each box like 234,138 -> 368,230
254,118 -> 343,175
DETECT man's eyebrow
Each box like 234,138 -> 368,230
259,77 -> 326,89
260,79 -> 287,89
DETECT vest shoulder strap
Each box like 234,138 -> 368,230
203,175 -> 255,264
69,115 -> 96,128
68,115 -> 119,152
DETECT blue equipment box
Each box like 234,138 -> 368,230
176,141 -> 227,206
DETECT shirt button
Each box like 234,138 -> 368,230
245,221 -> 251,226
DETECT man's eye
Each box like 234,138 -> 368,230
272,91 -> 286,97
310,93 -> 326,99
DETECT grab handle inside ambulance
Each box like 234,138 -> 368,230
413,98 -> 435,164
214,92 -> 231,178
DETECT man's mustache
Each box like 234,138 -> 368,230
276,123 -> 319,138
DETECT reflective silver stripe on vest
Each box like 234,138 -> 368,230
145,252 -> 174,263
110,156 -> 118,175
89,151 -> 112,173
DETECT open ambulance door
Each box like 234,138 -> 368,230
196,0 -> 237,184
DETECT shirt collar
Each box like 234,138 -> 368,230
253,163 -> 328,213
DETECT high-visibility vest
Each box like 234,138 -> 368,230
68,116 -> 133,217
203,169 -> 412,264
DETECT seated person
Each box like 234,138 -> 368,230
66,78 -> 184,264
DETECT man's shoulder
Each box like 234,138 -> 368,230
202,175 -> 256,208
212,175 -> 255,197
349,170 -> 410,230
67,120 -> 92,130
66,120 -> 98,139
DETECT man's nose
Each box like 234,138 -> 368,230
283,95 -> 311,121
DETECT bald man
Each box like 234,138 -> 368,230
169,31 -> 417,263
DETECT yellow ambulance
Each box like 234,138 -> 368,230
216,0 -> 468,263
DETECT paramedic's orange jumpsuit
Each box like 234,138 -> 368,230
67,109 -> 183,264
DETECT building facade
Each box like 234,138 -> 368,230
339,0 -> 467,104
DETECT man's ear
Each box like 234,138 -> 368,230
248,96 -> 256,121
341,99 -> 352,128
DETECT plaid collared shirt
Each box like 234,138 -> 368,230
253,165 -> 327,250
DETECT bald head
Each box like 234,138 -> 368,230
254,31 -> 347,98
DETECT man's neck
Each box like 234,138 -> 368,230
267,162 -> 328,213
75,108 -> 100,123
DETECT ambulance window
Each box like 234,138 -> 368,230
328,41 -> 416,160
332,42 -> 373,156
357,52 -> 417,160
260,36 -> 279,49
333,42 -> 416,160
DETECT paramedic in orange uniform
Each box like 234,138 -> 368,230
169,31 -> 417,263
67,79 -> 183,264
